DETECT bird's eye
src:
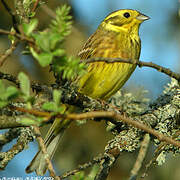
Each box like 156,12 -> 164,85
123,12 -> 130,18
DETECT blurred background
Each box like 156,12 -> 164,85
0,0 -> 180,179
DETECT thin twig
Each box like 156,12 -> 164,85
84,58 -> 180,82
7,107 -> 180,148
0,29 -> 34,44
0,128 -> 21,148
0,71 -> 19,86
95,151 -> 119,180
32,0 -> 40,12
1,0 -> 19,33
129,134 -> 150,180
66,111 -> 180,148
0,127 -> 33,170
32,126 -> 60,180
141,145 -> 163,178
0,41 -> 19,67
141,130 -> 180,178
60,154 -> 104,179
10,105 -> 51,118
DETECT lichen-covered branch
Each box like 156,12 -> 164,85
95,152 -> 119,180
0,127 -> 34,170
0,129 -> 21,149
60,154 -> 104,179
96,79 -> 180,178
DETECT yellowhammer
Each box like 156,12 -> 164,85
26,9 -> 149,175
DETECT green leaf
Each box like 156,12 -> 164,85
32,32 -> 51,52
18,72 -> 30,97
22,19 -> 38,36
50,5 -> 72,38
52,49 -> 65,56
3,86 -> 19,100
42,102 -> 58,112
53,89 -> 61,106
0,81 -> 19,100
52,56 -> 86,80
29,12 -> 36,18
0,80 -> 19,108
30,48 -> 53,67
0,101 -> 8,108
19,117 -> 37,126
58,104 -> 67,114
38,52 -> 53,67
49,33 -> 63,50
70,171 -> 85,180
18,116 -> 44,126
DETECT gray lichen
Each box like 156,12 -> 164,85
104,78 -> 180,165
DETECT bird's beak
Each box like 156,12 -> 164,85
136,13 -> 150,21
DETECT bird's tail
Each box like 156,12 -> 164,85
26,105 -> 74,175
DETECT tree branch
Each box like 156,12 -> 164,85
32,0 -> 40,12
84,58 -> 180,82
5,108 -> 180,148
1,0 -> 19,33
32,126 -> 60,180
60,154 -> 104,179
95,152 -> 119,180
0,127 -> 34,170
0,29 -> 34,44
0,41 -> 19,67
129,134 -> 150,180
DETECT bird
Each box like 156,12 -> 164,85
26,9 -> 149,175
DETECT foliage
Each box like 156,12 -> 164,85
22,4 -> 85,79
0,80 -> 19,108
42,89 -> 66,113
0,72 -> 34,109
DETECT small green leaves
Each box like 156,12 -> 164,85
29,5 -> 72,67
52,49 -> 65,57
32,31 -> 52,52
42,102 -> 58,112
53,89 -> 61,106
52,56 -> 86,80
0,80 -> 19,108
18,72 -> 30,97
23,5 -> 85,81
50,5 -> 72,37
18,72 -> 34,106
19,116 -> 45,126
42,89 -> 65,113
30,48 -> 53,67
22,19 -> 38,36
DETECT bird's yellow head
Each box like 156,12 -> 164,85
101,9 -> 149,33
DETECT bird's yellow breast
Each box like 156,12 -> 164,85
78,27 -> 141,100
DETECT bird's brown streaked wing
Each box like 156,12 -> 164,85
77,32 -> 97,59
78,29 -> 118,60
78,47 -> 93,59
